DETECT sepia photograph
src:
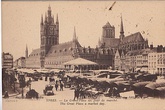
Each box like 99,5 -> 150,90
1,1 -> 165,110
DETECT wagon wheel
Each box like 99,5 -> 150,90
87,92 -> 92,99
84,92 -> 90,98
92,94 -> 98,99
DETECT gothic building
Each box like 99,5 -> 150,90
26,6 -> 113,69
40,6 -> 59,68
26,6 -> 149,70
99,16 -> 149,53
99,17 -> 148,70
99,16 -> 149,71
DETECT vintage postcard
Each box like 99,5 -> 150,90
2,1 -> 165,110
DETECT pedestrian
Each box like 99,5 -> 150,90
55,83 -> 58,91
67,76 -> 70,82
60,82 -> 64,91
107,74 -> 110,78
59,77 -> 62,83
79,88 -> 85,99
45,75 -> 48,81
27,78 -> 31,87
112,87 -> 120,97
4,91 -> 9,98
74,88 -> 79,100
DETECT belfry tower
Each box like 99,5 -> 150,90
40,6 -> 59,68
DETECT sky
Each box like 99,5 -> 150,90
2,1 -> 165,60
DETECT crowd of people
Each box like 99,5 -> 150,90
47,76 -> 64,91
54,81 -> 64,91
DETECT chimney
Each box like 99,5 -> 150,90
163,47 -> 165,52
150,44 -> 153,50
157,45 -> 161,52
160,45 -> 163,52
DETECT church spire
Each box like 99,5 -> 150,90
41,14 -> 43,25
73,27 -> 77,41
48,5 -> 51,16
120,14 -> 125,41
44,12 -> 47,23
120,14 -> 124,34
47,5 -> 52,24
25,44 -> 28,58
98,37 -> 101,47
56,14 -> 59,23
48,4 -> 51,11
52,15 -> 54,24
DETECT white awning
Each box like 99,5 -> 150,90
63,58 -> 98,66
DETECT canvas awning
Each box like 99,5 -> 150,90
35,69 -> 49,73
63,58 -> 98,66
17,69 -> 35,74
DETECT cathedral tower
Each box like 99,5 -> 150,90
102,22 -> 115,38
99,22 -> 115,47
40,6 -> 59,68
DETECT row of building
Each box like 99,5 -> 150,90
2,6 -> 165,76
2,52 -> 13,69
114,45 -> 165,75
3,45 -> 165,75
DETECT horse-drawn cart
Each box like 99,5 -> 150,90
43,85 -> 54,96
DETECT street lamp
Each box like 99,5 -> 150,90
19,72 -> 26,98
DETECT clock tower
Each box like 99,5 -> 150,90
40,6 -> 59,68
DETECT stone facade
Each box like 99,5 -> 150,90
26,6 -> 113,69
14,57 -> 26,68
2,52 -> 13,69
115,44 -> 165,74
100,17 -> 148,53
148,51 -> 165,75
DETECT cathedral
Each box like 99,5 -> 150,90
99,16 -> 148,52
26,6 -> 148,70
